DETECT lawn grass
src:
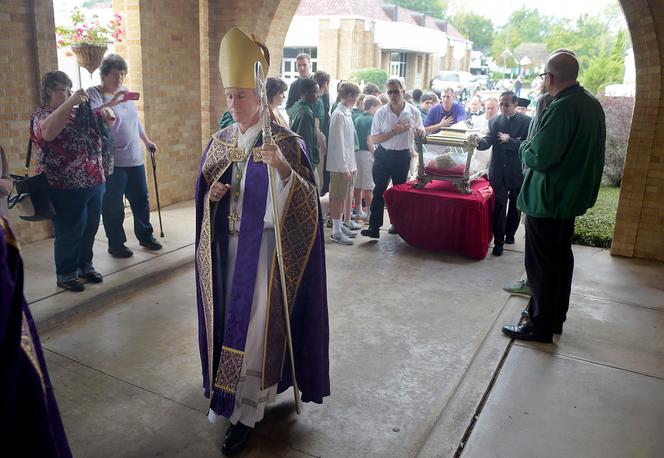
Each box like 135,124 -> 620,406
573,186 -> 621,248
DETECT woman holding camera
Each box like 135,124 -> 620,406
88,53 -> 162,259
31,71 -> 115,292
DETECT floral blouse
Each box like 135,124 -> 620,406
31,106 -> 105,189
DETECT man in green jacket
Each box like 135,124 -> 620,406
502,51 -> 606,343
288,78 -> 320,173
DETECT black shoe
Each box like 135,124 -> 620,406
388,225 -> 398,234
521,309 -> 563,334
505,235 -> 515,244
79,270 -> 103,283
492,245 -> 503,256
57,279 -> 85,292
222,422 -> 253,456
139,236 -> 163,251
360,227 -> 380,239
502,323 -> 553,343
108,245 -> 134,258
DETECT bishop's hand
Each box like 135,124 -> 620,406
262,144 -> 292,180
209,182 -> 231,202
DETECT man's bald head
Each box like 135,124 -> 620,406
545,52 -> 579,83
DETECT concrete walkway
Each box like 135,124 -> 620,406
21,201 -> 664,457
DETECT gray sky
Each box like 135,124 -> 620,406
448,0 -> 622,26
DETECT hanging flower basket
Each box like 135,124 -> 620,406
72,44 -> 108,75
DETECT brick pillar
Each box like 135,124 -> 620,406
113,0 -> 202,209
611,0 -> 664,261
0,0 -> 58,243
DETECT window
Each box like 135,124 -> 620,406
389,52 -> 407,78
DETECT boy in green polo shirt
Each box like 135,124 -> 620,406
353,95 -> 382,220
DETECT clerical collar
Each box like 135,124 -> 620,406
506,113 -> 516,119
238,122 -> 262,150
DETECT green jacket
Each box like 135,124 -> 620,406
288,100 -> 319,166
518,84 -> 605,219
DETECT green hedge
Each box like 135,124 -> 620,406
349,68 -> 389,90
572,186 -> 620,248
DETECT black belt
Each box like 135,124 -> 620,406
377,145 -> 410,154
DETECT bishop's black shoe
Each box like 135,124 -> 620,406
222,422 -> 253,456
492,245 -> 503,256
502,322 -> 553,343
57,279 -> 85,292
108,245 -> 134,258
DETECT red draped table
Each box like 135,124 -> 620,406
384,178 -> 494,259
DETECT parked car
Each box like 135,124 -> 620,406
430,71 -> 480,101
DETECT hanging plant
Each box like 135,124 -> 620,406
55,7 -> 124,48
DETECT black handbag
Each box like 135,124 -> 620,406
7,119 -> 56,221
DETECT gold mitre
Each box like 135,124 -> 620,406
219,27 -> 270,89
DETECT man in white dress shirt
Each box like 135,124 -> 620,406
361,78 -> 424,239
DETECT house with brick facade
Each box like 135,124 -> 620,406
282,0 -> 473,90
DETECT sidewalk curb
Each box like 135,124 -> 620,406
32,245 -> 195,333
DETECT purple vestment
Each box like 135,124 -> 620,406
0,217 -> 72,457
194,122 -> 330,417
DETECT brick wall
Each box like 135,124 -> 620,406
0,0 -> 57,244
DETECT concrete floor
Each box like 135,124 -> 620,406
28,200 -> 664,457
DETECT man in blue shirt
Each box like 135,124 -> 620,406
424,87 -> 467,133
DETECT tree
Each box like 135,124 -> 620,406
545,15 -> 630,94
490,7 -> 554,66
390,0 -> 450,19
451,13 -> 494,53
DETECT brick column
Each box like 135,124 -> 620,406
0,0 -> 57,243
612,0 -> 664,261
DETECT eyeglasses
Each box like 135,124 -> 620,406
387,89 -> 401,95
539,72 -> 551,80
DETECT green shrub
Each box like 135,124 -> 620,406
349,68 -> 389,90
597,94 -> 634,187
573,186 -> 620,248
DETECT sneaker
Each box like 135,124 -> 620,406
57,279 -> 85,292
352,209 -> 367,220
503,279 -> 531,296
344,219 -> 362,230
108,245 -> 134,258
341,225 -> 357,238
140,236 -> 163,251
330,231 -> 354,245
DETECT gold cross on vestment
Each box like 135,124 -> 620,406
228,211 -> 240,235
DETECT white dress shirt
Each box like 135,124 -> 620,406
371,102 -> 423,150
326,103 -> 357,173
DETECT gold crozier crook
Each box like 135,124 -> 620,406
254,61 -> 302,415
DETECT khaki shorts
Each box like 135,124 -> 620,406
329,171 -> 355,200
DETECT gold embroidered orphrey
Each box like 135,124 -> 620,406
196,124 -> 319,400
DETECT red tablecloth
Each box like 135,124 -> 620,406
384,178 -> 494,259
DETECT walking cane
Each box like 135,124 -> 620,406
148,145 -> 165,237
254,61 -> 302,415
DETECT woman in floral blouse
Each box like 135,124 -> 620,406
31,71 -> 116,292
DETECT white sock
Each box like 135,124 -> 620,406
332,218 -> 342,233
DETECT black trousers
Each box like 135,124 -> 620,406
492,183 -> 521,247
368,146 -> 411,230
525,215 -> 575,335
